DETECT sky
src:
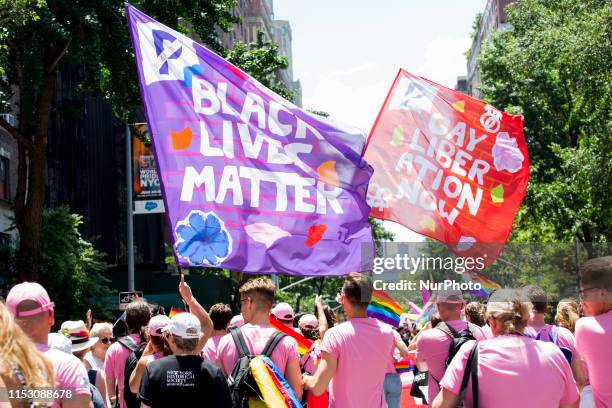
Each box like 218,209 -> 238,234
274,0 -> 486,241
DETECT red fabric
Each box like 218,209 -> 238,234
306,390 -> 329,408
364,69 -> 529,262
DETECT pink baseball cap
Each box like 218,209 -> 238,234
272,302 -> 295,321
298,314 -> 319,330
6,282 -> 55,318
148,314 -> 171,337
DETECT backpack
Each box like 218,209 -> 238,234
227,327 -> 287,408
437,322 -> 477,369
529,325 -> 573,363
117,336 -> 147,408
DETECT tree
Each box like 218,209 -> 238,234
225,30 -> 295,102
0,0 -> 237,280
0,206 -> 112,323
477,0 -> 611,248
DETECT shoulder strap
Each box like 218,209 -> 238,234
549,325 -> 559,345
470,343 -> 479,408
261,331 -> 287,357
458,342 -> 479,407
118,336 -> 139,353
436,321 -> 460,338
229,326 -> 250,358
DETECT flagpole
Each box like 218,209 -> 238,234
125,118 -> 135,292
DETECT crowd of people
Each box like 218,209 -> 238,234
0,256 -> 610,408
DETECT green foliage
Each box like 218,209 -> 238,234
0,207 -> 113,322
0,0 -> 238,121
38,206 -> 112,324
470,12 -> 482,42
477,0 -> 612,244
225,30 -> 295,102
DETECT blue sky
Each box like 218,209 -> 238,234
274,0 -> 486,241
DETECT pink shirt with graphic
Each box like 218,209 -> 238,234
35,343 -> 90,407
440,335 -> 579,407
217,323 -> 298,376
575,310 -> 612,408
320,317 -> 395,408
104,333 -> 141,408
415,320 -> 486,404
201,334 -> 224,364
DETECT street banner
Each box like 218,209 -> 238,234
364,70 -> 529,262
133,123 -> 161,200
126,5 -> 373,275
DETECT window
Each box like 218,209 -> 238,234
0,156 -> 9,201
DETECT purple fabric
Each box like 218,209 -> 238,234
126,5 -> 373,275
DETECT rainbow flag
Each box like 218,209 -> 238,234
367,289 -> 404,328
168,306 -> 185,318
269,315 -> 313,356
467,271 -> 501,298
394,357 -> 416,374
414,302 -> 437,328
250,355 -> 303,407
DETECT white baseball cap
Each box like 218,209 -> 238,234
163,312 -> 201,339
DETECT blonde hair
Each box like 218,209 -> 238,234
556,299 -> 580,333
486,289 -> 532,334
0,301 -> 54,391
239,278 -> 276,307
90,322 -> 113,337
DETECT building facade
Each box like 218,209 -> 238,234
466,0 -> 514,97
0,113 -> 18,244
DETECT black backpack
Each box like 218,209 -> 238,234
117,336 -> 147,408
227,327 -> 286,408
437,322 -> 477,369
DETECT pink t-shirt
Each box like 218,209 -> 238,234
320,317 -> 395,408
525,324 -> 577,356
481,324 -> 493,339
35,343 -> 90,407
104,333 -> 141,408
575,310 -> 612,407
386,330 -> 403,374
440,335 -> 579,408
415,320 -> 486,404
217,323 -> 298,377
201,334 -> 224,364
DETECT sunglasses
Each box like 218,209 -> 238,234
100,337 -> 114,345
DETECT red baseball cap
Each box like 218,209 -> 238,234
6,282 -> 55,318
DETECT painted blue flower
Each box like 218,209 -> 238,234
175,211 -> 231,266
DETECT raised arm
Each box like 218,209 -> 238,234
178,274 -> 213,352
315,295 -> 329,339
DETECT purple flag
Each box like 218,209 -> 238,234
126,4 -> 373,276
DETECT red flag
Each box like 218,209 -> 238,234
364,70 -> 529,262
269,314 -> 313,356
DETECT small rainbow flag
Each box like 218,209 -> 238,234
467,271 -> 501,298
168,306 -> 185,318
367,289 -> 403,328
269,315 -> 313,356
413,302 -> 437,328
394,357 -> 416,374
